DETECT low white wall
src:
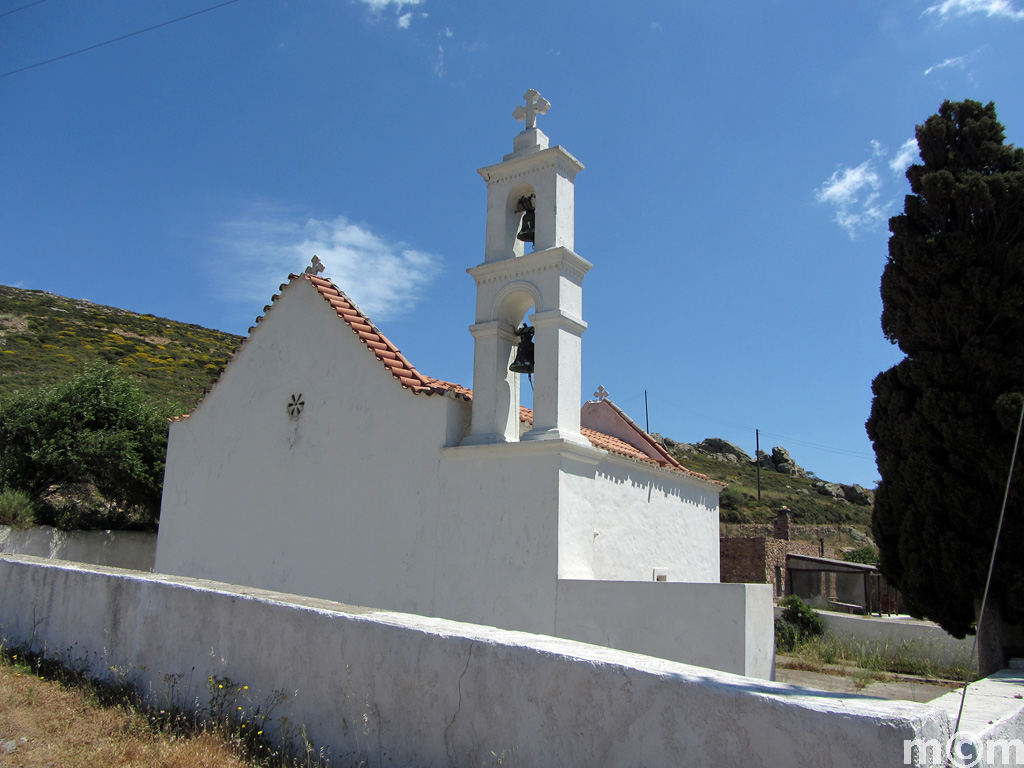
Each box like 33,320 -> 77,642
818,611 -> 977,670
555,579 -> 774,679
0,555 -> 969,767
0,525 -> 155,571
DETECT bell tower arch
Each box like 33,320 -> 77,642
463,90 -> 592,447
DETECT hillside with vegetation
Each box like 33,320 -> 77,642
1,284 -> 873,531
660,438 -> 875,529
0,285 -> 241,414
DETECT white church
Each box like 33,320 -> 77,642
155,91 -> 774,678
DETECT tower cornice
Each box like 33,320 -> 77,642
467,246 -> 592,286
478,145 -> 584,186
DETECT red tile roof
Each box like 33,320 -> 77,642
302,273 -> 470,399
177,271 -> 716,482
518,405 -> 717,482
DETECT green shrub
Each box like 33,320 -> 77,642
774,620 -> 802,653
780,595 -> 825,637
843,545 -> 879,565
776,595 -> 825,652
0,488 -> 35,527
0,364 -> 167,530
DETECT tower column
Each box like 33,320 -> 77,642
463,320 -> 520,444
522,308 -> 588,445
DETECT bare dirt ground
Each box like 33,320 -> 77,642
775,655 -> 960,703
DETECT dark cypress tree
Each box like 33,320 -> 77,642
867,100 -> 1024,672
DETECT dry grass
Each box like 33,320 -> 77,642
0,660 -> 250,768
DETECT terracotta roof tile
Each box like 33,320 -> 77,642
513,405 -> 715,482
300,272 -> 468,398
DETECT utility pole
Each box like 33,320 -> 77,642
756,428 -> 762,503
644,390 -> 649,434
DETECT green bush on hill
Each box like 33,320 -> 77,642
0,364 -> 168,530
666,445 -> 873,527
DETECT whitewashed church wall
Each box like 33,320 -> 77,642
554,579 -> 774,678
155,279 -> 453,615
557,456 -> 720,582
436,442 -> 563,635
0,555 -> 963,768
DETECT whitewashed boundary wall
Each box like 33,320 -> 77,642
776,607 -> 979,671
0,555 -> 967,767
0,525 -> 155,571
555,579 -> 774,679
820,611 -> 978,670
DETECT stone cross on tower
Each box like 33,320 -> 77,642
513,89 -> 550,131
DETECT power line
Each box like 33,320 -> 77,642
640,392 -> 875,461
0,0 -> 245,79
0,0 -> 48,20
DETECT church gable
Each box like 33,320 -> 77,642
580,397 -> 721,484
298,271 -> 470,400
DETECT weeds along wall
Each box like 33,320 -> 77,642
818,611 -> 978,670
0,554 -> 961,768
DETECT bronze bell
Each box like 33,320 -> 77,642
509,323 -> 535,374
515,195 -> 535,243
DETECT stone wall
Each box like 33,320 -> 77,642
721,535 -> 840,598
720,537 -> 768,584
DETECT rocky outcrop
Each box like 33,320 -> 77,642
813,481 -> 874,506
841,484 -> 874,506
696,438 -> 751,463
755,446 -> 806,477
771,446 -> 806,477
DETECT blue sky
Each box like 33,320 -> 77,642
2,0 -> 1022,487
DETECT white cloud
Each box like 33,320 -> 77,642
358,0 -> 425,28
889,138 -> 919,174
359,0 -> 424,10
216,204 -> 442,321
924,55 -> 966,75
924,0 -> 1024,20
433,44 -> 446,76
816,158 -> 887,238
817,161 -> 880,207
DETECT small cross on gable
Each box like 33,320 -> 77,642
304,255 -> 326,276
594,385 -> 609,401
513,89 -> 550,131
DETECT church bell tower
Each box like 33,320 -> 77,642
463,90 -> 592,446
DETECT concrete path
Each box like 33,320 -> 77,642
775,658 -> 961,703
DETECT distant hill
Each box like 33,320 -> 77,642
658,437 -> 874,528
0,284 -> 241,414
0,284 -> 872,529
